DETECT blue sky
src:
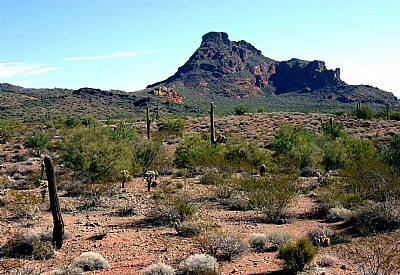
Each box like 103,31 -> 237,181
1,0 -> 399,96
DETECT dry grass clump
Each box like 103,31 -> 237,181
143,262 -> 175,275
200,232 -> 248,261
178,254 -> 219,275
73,251 -> 109,271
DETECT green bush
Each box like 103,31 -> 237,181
174,135 -> 225,171
272,126 -> 322,169
354,105 -> 375,119
278,238 -> 317,272
236,175 -> 297,222
24,131 -> 49,156
0,119 -> 20,144
157,116 -> 186,137
321,121 -> 345,140
383,135 -> 400,172
62,126 -> 167,182
234,104 -> 250,115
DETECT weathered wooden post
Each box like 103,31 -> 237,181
44,156 -> 64,249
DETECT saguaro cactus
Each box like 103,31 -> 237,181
146,105 -> 151,139
329,117 -> 334,137
209,102 -> 216,145
44,156 -> 64,249
385,102 -> 390,120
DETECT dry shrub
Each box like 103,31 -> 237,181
178,254 -> 219,275
143,262 -> 175,275
335,233 -> 400,275
73,251 -> 109,271
200,232 -> 248,261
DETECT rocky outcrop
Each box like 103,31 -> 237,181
270,58 -> 343,94
150,86 -> 185,104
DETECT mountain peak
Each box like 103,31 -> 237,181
147,32 -> 397,105
201,31 -> 230,45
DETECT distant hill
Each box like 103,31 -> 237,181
146,31 -> 398,111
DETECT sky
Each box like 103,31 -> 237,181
1,0 -> 399,97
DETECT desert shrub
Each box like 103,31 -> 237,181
24,131 -> 49,156
200,232 -> 248,261
147,194 -> 197,226
272,126 -> 322,169
321,121 -> 345,140
390,110 -> 400,121
315,255 -> 336,267
174,135 -> 225,171
278,238 -> 317,272
224,139 -> 272,170
0,119 -> 20,144
143,262 -> 175,275
133,139 -> 168,174
326,207 -> 354,222
62,126 -> 133,182
354,105 -> 375,119
234,104 -> 250,115
382,135 -> 400,172
236,175 -> 297,222
249,233 -> 268,251
2,230 -> 55,260
264,231 -> 292,251
62,126 -> 167,182
335,234 -> 400,275
176,221 -> 202,237
341,156 -> 399,202
199,169 -> 224,185
157,116 -> 186,138
73,251 -> 109,271
250,232 -> 291,252
178,254 -> 219,275
347,199 -> 400,236
6,191 -> 41,220
53,266 -> 83,275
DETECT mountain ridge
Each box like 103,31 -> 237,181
147,31 -> 396,105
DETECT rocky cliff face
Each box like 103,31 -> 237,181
147,32 -> 396,104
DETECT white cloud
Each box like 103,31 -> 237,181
63,51 -> 160,61
0,62 -> 60,78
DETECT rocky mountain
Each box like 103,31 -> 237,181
147,32 -> 397,106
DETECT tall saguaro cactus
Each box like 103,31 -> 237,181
209,102 -> 216,145
146,105 -> 151,139
385,102 -> 390,120
44,156 -> 64,249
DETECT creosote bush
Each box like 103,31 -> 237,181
73,251 -> 109,271
143,262 -> 175,275
62,125 -> 167,183
278,238 -> 317,272
178,254 -> 219,275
